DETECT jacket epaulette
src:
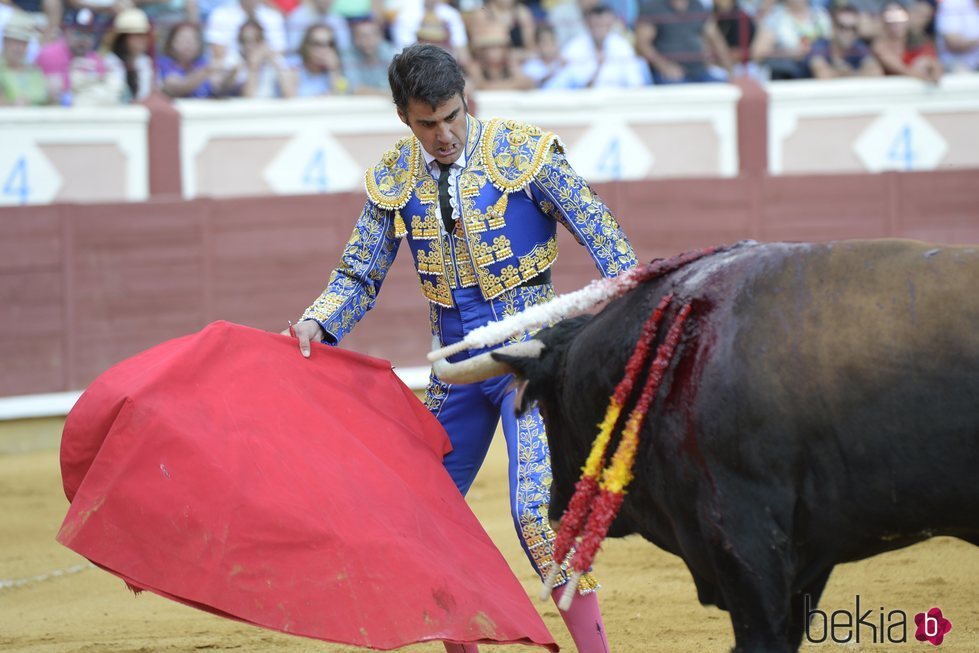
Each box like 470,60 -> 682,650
364,136 -> 421,211
481,118 -> 562,193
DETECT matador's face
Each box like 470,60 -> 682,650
397,93 -> 468,166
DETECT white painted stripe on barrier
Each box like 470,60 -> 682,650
0,367 -> 432,421
395,365 -> 431,391
0,391 -> 83,421
0,562 -> 94,591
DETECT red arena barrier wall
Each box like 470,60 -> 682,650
1,169 -> 978,398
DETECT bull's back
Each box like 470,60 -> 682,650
675,240 -> 979,554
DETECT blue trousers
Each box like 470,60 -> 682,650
424,285 -> 597,592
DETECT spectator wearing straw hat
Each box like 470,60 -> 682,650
104,7 -> 155,102
0,9 -> 50,105
391,0 -> 469,58
466,18 -> 535,89
0,0 -> 56,56
481,0 -> 539,60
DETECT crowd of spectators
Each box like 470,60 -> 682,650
0,0 -> 977,105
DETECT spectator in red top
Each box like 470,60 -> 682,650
872,1 -> 942,81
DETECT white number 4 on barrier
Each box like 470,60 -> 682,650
303,148 -> 328,192
596,138 -> 622,180
853,110 -> 947,173
0,144 -> 61,206
887,125 -> 916,171
2,156 -> 29,205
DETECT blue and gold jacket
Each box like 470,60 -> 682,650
302,116 -> 638,343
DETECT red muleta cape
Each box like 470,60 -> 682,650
57,321 -> 557,651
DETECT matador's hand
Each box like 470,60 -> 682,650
281,320 -> 324,358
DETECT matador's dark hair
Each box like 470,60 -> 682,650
388,44 -> 466,114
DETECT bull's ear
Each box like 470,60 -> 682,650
508,377 -> 531,415
493,350 -> 547,414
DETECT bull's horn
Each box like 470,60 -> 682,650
431,339 -> 544,385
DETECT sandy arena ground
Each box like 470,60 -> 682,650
1,418 -> 977,653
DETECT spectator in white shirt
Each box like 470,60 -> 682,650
936,0 -> 979,72
546,2 -> 648,87
205,0 -> 288,64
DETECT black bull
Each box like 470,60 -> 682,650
496,240 -> 979,652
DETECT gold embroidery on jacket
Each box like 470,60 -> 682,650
455,240 -> 479,287
416,177 -> 438,203
482,118 -> 557,194
417,248 -> 443,275
411,206 -> 441,240
420,275 -> 453,306
364,137 -> 420,211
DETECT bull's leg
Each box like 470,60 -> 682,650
710,553 -> 796,653
695,512 -> 797,653
787,569 -> 831,651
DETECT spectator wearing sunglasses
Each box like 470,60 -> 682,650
291,23 -> 350,95
286,0 -> 351,57
808,3 -> 882,77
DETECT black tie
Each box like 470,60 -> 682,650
437,162 -> 454,234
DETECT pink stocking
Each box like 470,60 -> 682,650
443,643 -> 479,653
552,587 -> 611,653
